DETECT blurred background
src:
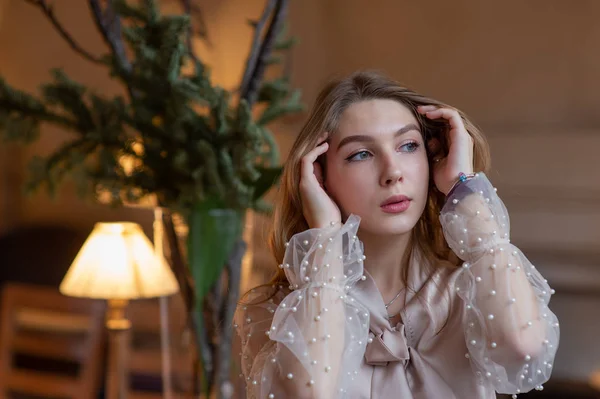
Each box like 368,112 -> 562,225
0,0 -> 599,398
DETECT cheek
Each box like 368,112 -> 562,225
412,158 -> 431,206
413,156 -> 430,187
418,158 -> 430,184
325,165 -> 372,209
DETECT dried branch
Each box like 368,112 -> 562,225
162,209 -> 204,395
216,239 -> 246,399
239,0 -> 277,102
88,0 -> 131,72
208,273 -> 222,348
24,0 -> 104,65
102,1 -> 130,72
162,210 -> 196,316
198,307 -> 214,396
88,0 -> 136,101
240,0 -> 289,107
201,279 -> 219,396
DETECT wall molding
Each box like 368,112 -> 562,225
500,185 -> 600,212
481,125 -> 600,137
521,245 -> 600,296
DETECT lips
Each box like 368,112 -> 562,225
380,195 -> 411,207
380,195 -> 412,214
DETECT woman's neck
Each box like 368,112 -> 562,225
360,229 -> 412,296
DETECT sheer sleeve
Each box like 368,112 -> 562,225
440,173 -> 560,396
234,215 -> 369,399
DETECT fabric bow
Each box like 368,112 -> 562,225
364,324 -> 410,366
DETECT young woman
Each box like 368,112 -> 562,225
234,71 -> 559,398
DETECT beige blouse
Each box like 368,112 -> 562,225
234,173 -> 560,398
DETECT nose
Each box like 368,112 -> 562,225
380,154 -> 403,187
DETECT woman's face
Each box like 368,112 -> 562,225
324,99 -> 430,237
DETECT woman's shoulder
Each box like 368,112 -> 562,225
235,282 -> 291,324
233,284 -> 289,341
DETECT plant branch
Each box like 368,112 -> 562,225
215,239 -> 246,399
88,0 -> 135,100
24,0 -> 104,65
162,210 -> 196,314
239,0 -> 276,102
239,0 -> 289,107
162,209 -> 204,394
0,105 -> 77,131
198,305 -> 214,397
88,0 -> 130,71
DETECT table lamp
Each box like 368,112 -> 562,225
60,222 -> 179,399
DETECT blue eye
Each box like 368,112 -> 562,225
401,142 -> 420,152
346,150 -> 372,162
346,142 -> 420,162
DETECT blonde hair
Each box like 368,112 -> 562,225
247,70 -> 490,299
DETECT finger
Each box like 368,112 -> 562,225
424,108 -> 473,163
316,132 -> 329,146
417,105 -> 438,113
301,142 -> 329,179
424,108 -> 464,132
424,108 -> 456,121
306,141 -> 329,162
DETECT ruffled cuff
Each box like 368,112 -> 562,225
280,214 -> 367,290
440,173 -> 560,395
239,215 -> 370,398
440,172 -> 510,261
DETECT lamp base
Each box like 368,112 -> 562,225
106,299 -> 131,399
106,299 -> 131,330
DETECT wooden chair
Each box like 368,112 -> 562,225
0,283 -> 105,398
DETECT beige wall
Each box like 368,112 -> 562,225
0,0 -> 599,387
292,1 -> 600,126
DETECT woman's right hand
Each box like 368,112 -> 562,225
299,136 -> 341,229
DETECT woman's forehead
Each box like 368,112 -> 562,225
330,99 -> 419,142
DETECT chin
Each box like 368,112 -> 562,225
357,213 -> 418,237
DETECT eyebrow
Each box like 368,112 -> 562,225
336,123 -> 421,151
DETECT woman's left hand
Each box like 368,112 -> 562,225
417,105 -> 474,195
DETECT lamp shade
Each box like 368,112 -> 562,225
60,222 -> 179,300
